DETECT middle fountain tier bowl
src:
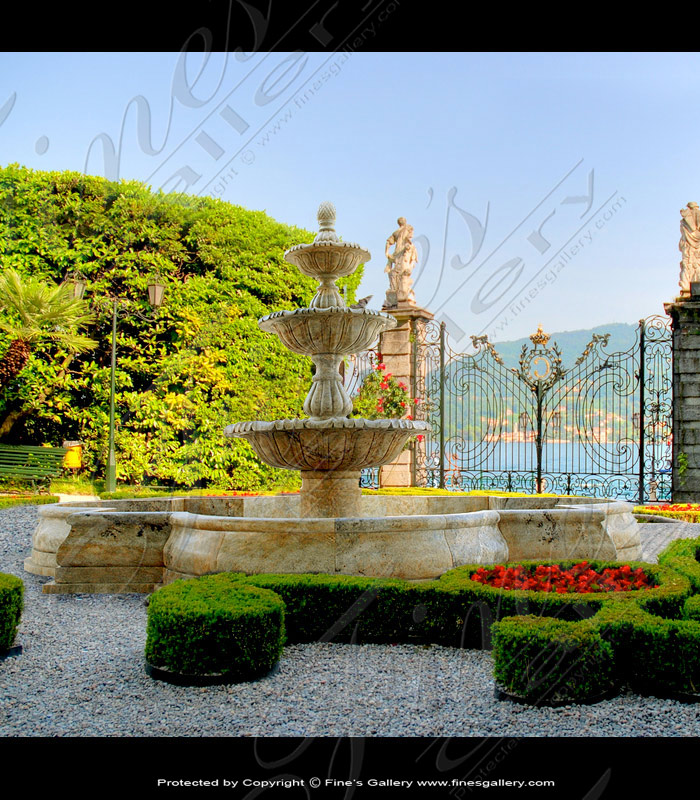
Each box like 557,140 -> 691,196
258,306 -> 396,356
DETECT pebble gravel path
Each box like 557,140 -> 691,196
2,504 -> 700,737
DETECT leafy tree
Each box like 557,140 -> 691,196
0,164 -> 363,490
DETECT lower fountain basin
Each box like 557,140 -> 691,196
29,494 -> 644,592
225,417 -> 430,471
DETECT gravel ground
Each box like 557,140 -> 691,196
2,504 -> 700,737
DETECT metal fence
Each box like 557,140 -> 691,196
353,315 -> 672,503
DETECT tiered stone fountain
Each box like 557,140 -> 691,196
28,203 -> 644,593
225,202 -> 430,518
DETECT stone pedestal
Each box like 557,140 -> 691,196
300,470 -> 362,518
378,303 -> 434,488
665,294 -> 700,501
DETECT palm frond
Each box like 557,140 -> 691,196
0,269 -> 96,352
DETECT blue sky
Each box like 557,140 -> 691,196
1,51 -> 698,349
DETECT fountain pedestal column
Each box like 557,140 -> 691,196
300,470 -> 362,518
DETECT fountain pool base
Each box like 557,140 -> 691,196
26,493 -> 643,593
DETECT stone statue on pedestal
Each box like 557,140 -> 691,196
384,217 -> 417,307
679,201 -> 700,295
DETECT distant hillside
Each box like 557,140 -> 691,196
487,323 -> 641,370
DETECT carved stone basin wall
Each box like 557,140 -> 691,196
27,494 -> 643,593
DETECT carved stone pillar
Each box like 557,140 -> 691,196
378,302 -> 434,488
665,285 -> 700,501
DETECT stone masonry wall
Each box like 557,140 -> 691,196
666,297 -> 700,501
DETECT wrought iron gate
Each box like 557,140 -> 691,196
354,315 -> 672,503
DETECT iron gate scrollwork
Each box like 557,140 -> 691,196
408,315 -> 672,502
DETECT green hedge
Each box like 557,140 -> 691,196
0,495 -> 59,510
436,560 -> 689,645
148,542 -> 700,700
491,616 -> 616,704
145,573 -> 285,681
0,573 -> 24,651
0,164 -> 362,491
594,602 -> 700,694
658,537 -> 700,592
684,595 -> 700,622
239,572 -> 470,646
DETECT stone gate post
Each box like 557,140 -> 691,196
378,303 -> 433,487
665,284 -> 700,502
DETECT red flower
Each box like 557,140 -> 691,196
470,562 -> 657,593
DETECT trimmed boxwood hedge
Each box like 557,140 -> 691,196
593,602 -> 700,695
658,537 -> 700,592
148,539 -> 700,701
491,616 -> 616,705
145,573 -> 285,681
0,572 -> 24,652
436,560 -> 690,647
683,594 -> 700,622
239,572 -> 478,647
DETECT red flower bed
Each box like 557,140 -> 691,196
471,562 -> 657,593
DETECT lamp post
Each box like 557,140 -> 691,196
66,272 -> 165,492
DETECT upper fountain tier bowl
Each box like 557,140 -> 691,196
258,306 -> 397,355
285,240 -> 371,282
284,201 -> 371,309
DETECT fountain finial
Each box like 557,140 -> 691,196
315,201 -> 339,242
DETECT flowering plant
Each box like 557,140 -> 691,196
634,503 -> 700,523
353,356 -> 418,420
471,561 -> 657,593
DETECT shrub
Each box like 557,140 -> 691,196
352,360 -> 412,420
0,495 -> 59,509
658,537 -> 700,592
0,572 -> 24,651
141,546 -> 699,700
435,560 -> 688,643
491,615 -> 616,704
594,601 -> 700,694
145,573 -> 285,681
240,573 -> 446,644
684,595 -> 700,622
